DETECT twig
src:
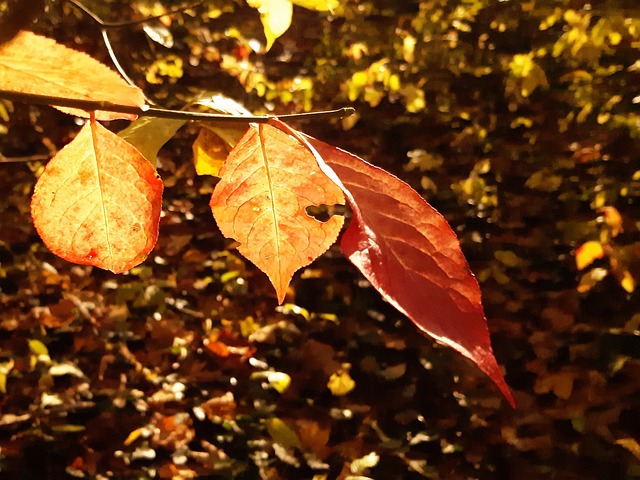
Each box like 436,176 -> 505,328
66,0 -> 204,29
0,152 -> 50,163
0,90 -> 356,123
100,29 -> 148,100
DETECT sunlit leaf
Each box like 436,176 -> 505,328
291,0 -> 338,11
620,270 -> 636,293
28,339 -> 48,357
350,452 -> 379,475
247,0 -> 293,51
142,23 -> 174,48
575,240 -> 604,271
0,31 -> 145,120
576,267 -> 608,293
192,128 -> 229,176
273,121 -> 514,406
31,119 -> 163,273
210,124 -> 344,303
327,369 -> 355,396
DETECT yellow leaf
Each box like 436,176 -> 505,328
247,0 -> 293,51
601,206 -> 624,238
620,270 -> 636,293
192,128 -> 229,176
327,369 -> 355,396
0,31 -> 145,121
575,241 -> 605,270
123,427 -> 143,446
266,417 -> 301,449
290,0 -> 338,11
28,339 -> 49,357
616,438 -> 640,460
577,267 -> 608,293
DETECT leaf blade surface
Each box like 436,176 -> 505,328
31,120 -> 163,273
0,31 -> 145,120
210,124 -> 344,302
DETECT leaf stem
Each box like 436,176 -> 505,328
0,90 -> 355,123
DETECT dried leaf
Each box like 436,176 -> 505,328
210,124 -> 344,302
0,31 -> 145,120
31,119 -> 163,273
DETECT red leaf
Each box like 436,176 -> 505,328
31,118 -> 163,273
210,124 -> 344,302
272,120 -> 514,406
0,31 -> 145,120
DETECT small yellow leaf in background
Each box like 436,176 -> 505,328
192,128 -> 229,176
620,270 -> 636,293
28,339 -> 49,357
247,0 -> 293,51
123,427 -> 144,446
616,438 -> 640,460
327,368 -> 355,396
291,0 -> 339,11
577,267 -> 608,293
575,240 -> 604,270
266,417 -> 301,449
601,206 -> 624,238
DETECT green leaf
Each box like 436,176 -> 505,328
118,117 -> 185,167
266,417 -> 301,449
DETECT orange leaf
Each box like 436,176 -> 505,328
31,118 -> 163,273
0,31 -> 145,121
210,124 -> 344,302
273,120 -> 514,406
575,240 -> 604,270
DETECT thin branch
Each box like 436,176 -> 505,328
100,28 -> 155,103
66,0 -> 204,28
0,152 -> 50,163
0,90 -> 356,123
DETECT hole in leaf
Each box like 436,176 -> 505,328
305,204 -> 347,222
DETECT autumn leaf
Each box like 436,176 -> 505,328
291,0 -> 339,11
0,31 -> 145,121
575,240 -> 605,270
247,0 -> 293,51
31,118 -> 163,273
210,123 -> 344,303
192,128 -> 230,176
272,120 -> 514,406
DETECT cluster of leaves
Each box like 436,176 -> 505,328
1,0 -> 640,478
